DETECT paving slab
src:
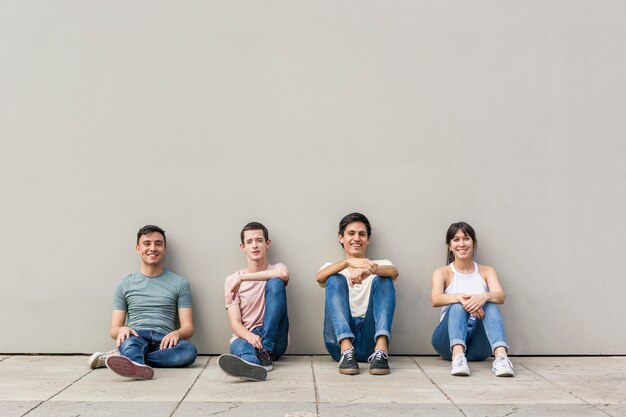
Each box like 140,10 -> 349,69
0,356 -> 89,401
0,401 -> 41,417
519,356 -> 626,370
414,357 -> 583,405
319,403 -> 464,416
598,404 -> 626,417
53,357 -> 209,402
174,402 -> 318,417
460,404 -> 611,417
314,356 -> 449,404
25,401 -> 178,417
185,356 -> 316,403
528,367 -> 626,404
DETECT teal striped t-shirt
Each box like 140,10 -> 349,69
113,270 -> 192,335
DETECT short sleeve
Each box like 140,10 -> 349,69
112,280 -> 127,311
224,272 -> 241,309
319,262 -> 333,271
177,279 -> 193,308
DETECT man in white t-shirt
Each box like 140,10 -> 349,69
316,213 -> 398,375
217,222 -> 289,381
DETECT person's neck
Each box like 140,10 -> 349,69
453,259 -> 474,273
246,258 -> 268,273
141,264 -> 164,277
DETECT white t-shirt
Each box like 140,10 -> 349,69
320,259 -> 394,318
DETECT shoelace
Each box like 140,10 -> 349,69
493,355 -> 512,369
367,349 -> 388,363
340,348 -> 355,364
452,353 -> 466,367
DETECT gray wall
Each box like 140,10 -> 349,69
1,1 -> 624,355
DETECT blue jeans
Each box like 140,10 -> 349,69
323,274 -> 396,362
230,278 -> 289,365
431,302 -> 509,361
119,329 -> 198,367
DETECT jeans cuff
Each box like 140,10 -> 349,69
336,332 -> 355,343
374,330 -> 391,344
450,339 -> 467,352
491,342 -> 509,353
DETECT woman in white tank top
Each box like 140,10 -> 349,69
430,222 -> 514,377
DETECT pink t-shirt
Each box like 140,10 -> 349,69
224,263 -> 288,343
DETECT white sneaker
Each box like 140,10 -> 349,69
87,349 -> 119,369
451,353 -> 470,376
492,354 -> 514,377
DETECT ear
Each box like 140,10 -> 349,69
136,244 -> 141,254
240,243 -> 245,251
338,234 -> 344,244
266,239 -> 271,248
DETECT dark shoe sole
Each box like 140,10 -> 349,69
218,354 -> 267,381
369,367 -> 390,375
106,356 -> 154,380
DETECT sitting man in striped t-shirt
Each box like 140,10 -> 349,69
217,222 -> 290,382
316,213 -> 398,376
88,225 -> 197,379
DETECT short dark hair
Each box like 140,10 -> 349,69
338,212 -> 372,237
137,225 -> 166,246
445,221 -> 477,264
240,222 -> 269,244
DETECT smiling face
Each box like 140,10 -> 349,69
448,229 -> 474,262
339,221 -> 369,258
136,231 -> 166,267
240,229 -> 270,262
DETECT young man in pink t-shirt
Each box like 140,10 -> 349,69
217,222 -> 290,381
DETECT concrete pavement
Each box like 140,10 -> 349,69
0,355 -> 624,416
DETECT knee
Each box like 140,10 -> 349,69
177,341 -> 198,366
326,274 -> 347,291
482,302 -> 497,312
119,335 -> 144,350
448,303 -> 465,314
265,278 -> 286,296
373,276 -> 395,292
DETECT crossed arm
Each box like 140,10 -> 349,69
225,266 -> 289,304
430,266 -> 505,319
110,308 -> 194,350
315,258 -> 399,287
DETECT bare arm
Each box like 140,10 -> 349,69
375,264 -> 399,281
160,307 -> 194,349
239,267 -> 289,282
226,305 -> 263,350
461,266 -> 506,314
110,310 -> 138,347
226,266 -> 289,304
315,260 -> 349,285
431,268 -> 467,307
315,258 -> 377,285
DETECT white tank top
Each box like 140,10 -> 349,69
439,262 -> 488,322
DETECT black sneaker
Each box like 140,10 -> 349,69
217,354 -> 267,382
338,347 -> 359,375
257,349 -> 274,371
367,349 -> 390,375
